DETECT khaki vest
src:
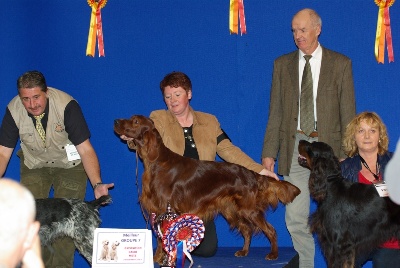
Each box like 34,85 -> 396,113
8,87 -> 81,169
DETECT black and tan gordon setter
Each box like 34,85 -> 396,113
298,140 -> 400,268
114,115 -> 301,264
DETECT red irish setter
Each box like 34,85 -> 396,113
114,115 -> 300,264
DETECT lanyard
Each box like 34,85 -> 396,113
359,155 -> 381,181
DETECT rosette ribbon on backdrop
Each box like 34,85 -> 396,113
229,0 -> 246,34
374,0 -> 395,63
152,203 -> 205,268
86,0 -> 107,57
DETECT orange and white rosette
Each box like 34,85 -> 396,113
86,0 -> 107,57
229,0 -> 246,35
374,0 -> 395,63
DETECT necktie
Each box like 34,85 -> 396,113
300,55 -> 315,136
34,113 -> 46,143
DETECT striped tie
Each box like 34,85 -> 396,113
300,55 -> 315,136
34,113 -> 46,143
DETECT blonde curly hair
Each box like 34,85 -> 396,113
342,111 -> 389,157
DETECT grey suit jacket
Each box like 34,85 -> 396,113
262,47 -> 356,176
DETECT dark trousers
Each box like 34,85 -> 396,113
20,154 -> 87,268
356,248 -> 400,268
191,220 -> 218,257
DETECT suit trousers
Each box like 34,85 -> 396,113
284,133 -> 318,268
19,153 -> 87,268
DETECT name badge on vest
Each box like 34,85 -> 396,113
66,144 -> 81,161
374,181 -> 388,197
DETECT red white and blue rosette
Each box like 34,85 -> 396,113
162,214 -> 205,268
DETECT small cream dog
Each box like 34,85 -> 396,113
109,241 -> 120,261
98,240 -> 110,261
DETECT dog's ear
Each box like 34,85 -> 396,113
134,117 -> 152,147
142,128 -> 159,162
133,117 -> 159,161
309,171 -> 327,203
148,117 -> 155,125
308,142 -> 323,159
315,149 -> 340,176
309,144 -> 341,202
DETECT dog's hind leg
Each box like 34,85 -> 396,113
69,199 -> 106,264
234,219 -> 253,257
260,222 -> 278,260
222,209 -> 253,258
251,211 -> 278,260
233,211 -> 278,260
74,233 -> 95,264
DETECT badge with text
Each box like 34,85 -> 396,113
65,144 -> 81,161
92,228 -> 154,268
374,181 -> 389,197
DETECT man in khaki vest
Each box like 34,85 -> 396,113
0,70 -> 114,268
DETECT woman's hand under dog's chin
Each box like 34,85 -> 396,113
119,135 -> 133,141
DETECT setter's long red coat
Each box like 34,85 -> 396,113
114,115 -> 300,264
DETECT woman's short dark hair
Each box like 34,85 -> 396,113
160,71 -> 192,94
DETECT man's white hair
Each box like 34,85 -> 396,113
0,178 -> 36,252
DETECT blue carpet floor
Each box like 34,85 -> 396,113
155,247 -> 297,268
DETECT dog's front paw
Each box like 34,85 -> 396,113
153,254 -> 163,265
234,249 -> 248,257
153,248 -> 165,264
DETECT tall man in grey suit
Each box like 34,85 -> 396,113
261,9 -> 356,267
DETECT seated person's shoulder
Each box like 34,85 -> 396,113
384,151 -> 394,159
340,156 -> 359,173
340,156 -> 352,165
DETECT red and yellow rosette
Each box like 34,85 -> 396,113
374,0 -> 395,63
229,0 -> 246,35
86,0 -> 107,57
